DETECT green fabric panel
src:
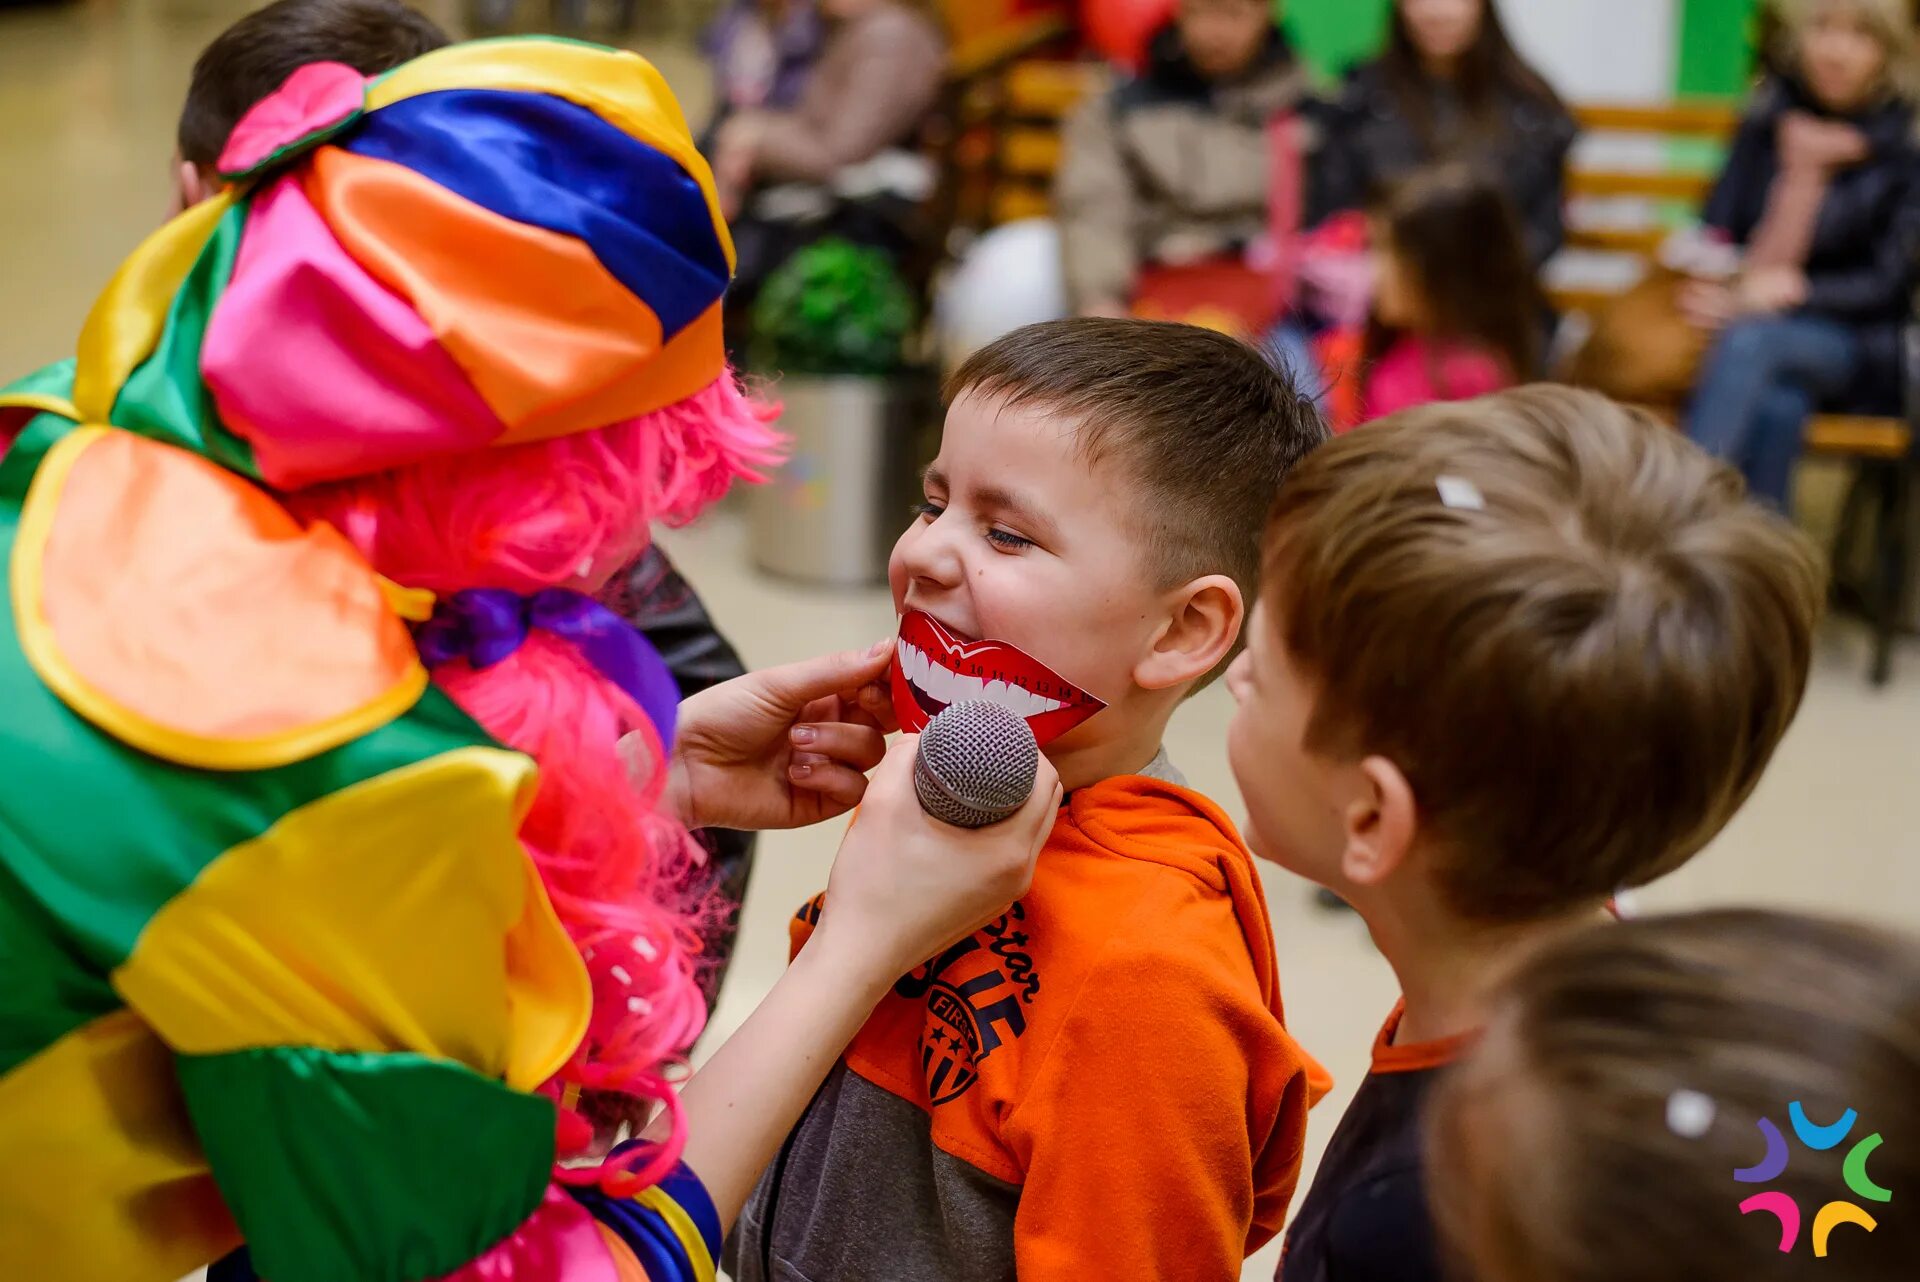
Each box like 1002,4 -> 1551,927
0,358 -> 78,404
1677,0 -> 1759,99
179,1046 -> 556,1282
0,417 -> 127,1072
109,200 -> 259,477
1281,0 -> 1393,79
0,422 -> 497,1073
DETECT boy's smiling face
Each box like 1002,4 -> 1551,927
889,390 -> 1192,769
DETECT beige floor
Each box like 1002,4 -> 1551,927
5,4 -> 1918,1280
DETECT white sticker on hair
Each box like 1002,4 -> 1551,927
1667,1089 -> 1717,1139
1436,476 -> 1486,511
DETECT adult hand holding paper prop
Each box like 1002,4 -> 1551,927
889,609 -> 1107,748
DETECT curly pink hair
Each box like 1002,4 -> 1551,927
288,372 -> 782,1181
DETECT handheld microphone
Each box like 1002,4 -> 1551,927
913,700 -> 1041,829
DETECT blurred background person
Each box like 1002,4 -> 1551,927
1682,0 -> 1920,510
1317,165 -> 1537,431
1054,0 -> 1311,361
701,0 -> 823,147
709,0 -> 948,336
1310,0 -> 1576,272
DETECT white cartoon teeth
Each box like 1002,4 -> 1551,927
898,643 -> 1069,716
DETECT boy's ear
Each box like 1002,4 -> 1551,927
1135,574 -> 1243,692
1340,756 -> 1418,888
170,156 -> 218,219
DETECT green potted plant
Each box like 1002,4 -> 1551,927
747,239 -> 925,586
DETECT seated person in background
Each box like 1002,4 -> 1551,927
732,319 -> 1331,1281
701,0 -> 823,144
1055,0 -> 1311,354
1310,0 -> 1575,272
709,0 -> 947,325
1229,388 -> 1824,1282
1430,909 -> 1920,1281
171,0 -> 759,1017
1317,164 -> 1535,431
1682,0 -> 1920,511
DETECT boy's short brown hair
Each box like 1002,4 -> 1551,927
1264,386 -> 1823,922
178,0 -> 448,168
1430,910 -> 1920,1281
948,318 -> 1327,681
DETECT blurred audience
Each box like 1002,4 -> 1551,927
1054,0 -> 1312,363
1682,0 -> 1920,510
1311,0 -> 1575,271
711,0 -> 947,331
1319,165 -> 1535,430
703,0 -> 824,142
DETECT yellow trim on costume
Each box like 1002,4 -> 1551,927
635,1184 -> 720,1282
110,747 -> 588,1091
365,40 -> 735,270
0,391 -> 80,422
378,576 -> 437,622
12,428 -> 430,772
0,1008 -> 238,1282
73,192 -> 235,421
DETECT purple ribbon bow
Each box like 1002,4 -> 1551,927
414,588 -> 680,750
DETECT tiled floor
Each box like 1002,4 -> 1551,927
5,4 -> 1917,1280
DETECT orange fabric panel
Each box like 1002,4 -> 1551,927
21,429 -> 423,767
303,148 -> 724,445
787,774 -> 1328,1282
594,1220 -> 656,1282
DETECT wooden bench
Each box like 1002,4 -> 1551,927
939,73 -> 1915,682
1567,102 -> 1915,684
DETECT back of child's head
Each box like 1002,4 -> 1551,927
1372,163 -> 1540,378
1429,909 -> 1920,1281
1262,385 -> 1823,921
178,0 -> 448,168
947,318 -> 1328,682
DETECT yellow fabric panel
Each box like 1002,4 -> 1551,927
13,428 -> 429,771
72,193 -> 234,421
0,1008 -> 237,1282
0,390 -> 79,421
365,39 -> 735,270
112,747 -> 590,1092
636,1184 -> 720,1282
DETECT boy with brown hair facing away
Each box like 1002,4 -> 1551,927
168,0 -> 449,215
732,318 -> 1332,1280
1222,386 -> 1826,1282
1429,908 -> 1920,1282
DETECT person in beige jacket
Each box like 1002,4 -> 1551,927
1056,0 -> 1310,319
710,0 -> 946,217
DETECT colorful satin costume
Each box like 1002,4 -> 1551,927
0,38 -> 777,1282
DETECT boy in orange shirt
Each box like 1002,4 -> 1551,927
731,319 -> 1331,1280
1224,387 -> 1825,1282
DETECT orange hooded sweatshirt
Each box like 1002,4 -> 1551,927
730,774 -> 1331,1282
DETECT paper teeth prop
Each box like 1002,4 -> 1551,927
890,610 -> 1106,748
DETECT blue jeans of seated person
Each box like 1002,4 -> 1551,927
1686,313 -> 1862,510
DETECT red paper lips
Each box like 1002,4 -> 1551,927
889,611 -> 1106,748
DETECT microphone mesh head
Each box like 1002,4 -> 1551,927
913,700 -> 1041,829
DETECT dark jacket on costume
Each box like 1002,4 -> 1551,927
1702,76 -> 1920,413
1308,60 -> 1577,269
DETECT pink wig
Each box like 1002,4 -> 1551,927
289,372 -> 782,1178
